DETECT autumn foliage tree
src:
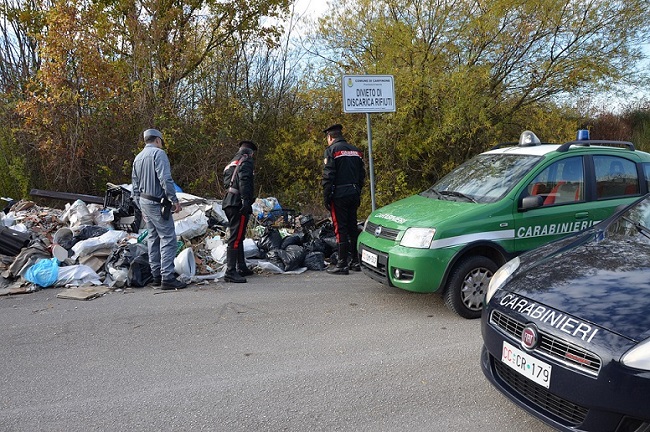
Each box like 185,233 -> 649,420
310,0 -> 650,209
0,0 -> 648,217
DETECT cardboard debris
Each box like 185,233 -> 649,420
0,282 -> 38,296
56,285 -> 111,300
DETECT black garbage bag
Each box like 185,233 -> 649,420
257,227 -> 283,255
281,233 -> 304,249
316,221 -> 335,239
304,251 -> 325,271
105,242 -> 150,287
127,254 -> 153,287
266,249 -> 286,272
73,225 -> 110,242
321,237 -> 337,256
299,214 -> 315,231
305,238 -> 328,254
282,245 -> 306,271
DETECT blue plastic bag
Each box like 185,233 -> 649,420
24,258 -> 60,287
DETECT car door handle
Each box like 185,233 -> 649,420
575,212 -> 589,219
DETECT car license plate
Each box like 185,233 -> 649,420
361,249 -> 378,267
501,341 -> 552,388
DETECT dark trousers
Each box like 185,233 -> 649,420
224,207 -> 250,251
330,193 -> 361,257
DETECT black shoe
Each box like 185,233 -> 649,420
224,270 -> 247,283
238,267 -> 254,277
161,278 -> 187,290
151,277 -> 161,287
327,265 -> 349,275
349,261 -> 361,272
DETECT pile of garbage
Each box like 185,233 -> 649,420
0,185 -> 342,297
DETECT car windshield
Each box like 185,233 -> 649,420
610,195 -> 650,243
421,153 -> 542,203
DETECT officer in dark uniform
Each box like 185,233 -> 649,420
222,140 -> 257,283
322,124 -> 365,275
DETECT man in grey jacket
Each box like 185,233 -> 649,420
131,128 -> 186,290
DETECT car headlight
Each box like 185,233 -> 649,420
400,227 -> 436,249
485,256 -> 520,304
621,339 -> 650,370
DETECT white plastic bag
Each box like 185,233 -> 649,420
55,265 -> 102,286
174,209 -> 208,240
243,238 -> 260,258
94,209 -> 114,228
212,244 -> 227,264
72,230 -> 127,259
64,199 -> 94,228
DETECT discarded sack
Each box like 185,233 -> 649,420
304,251 -> 325,271
24,258 -> 59,287
282,245 -> 306,272
257,227 -> 283,255
55,265 -> 102,286
127,255 -> 153,287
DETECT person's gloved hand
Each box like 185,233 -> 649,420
241,201 -> 253,215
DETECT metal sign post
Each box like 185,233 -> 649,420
342,75 -> 395,211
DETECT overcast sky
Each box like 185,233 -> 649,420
293,0 -> 329,19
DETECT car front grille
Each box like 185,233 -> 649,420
490,310 -> 602,376
359,245 -> 389,281
364,221 -> 400,241
493,360 -> 589,426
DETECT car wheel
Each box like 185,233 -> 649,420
444,256 -> 498,319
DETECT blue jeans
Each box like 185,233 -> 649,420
140,198 -> 177,280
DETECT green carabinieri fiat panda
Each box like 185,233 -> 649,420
358,130 -> 650,319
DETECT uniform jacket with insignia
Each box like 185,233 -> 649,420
322,137 -> 365,201
223,148 -> 255,209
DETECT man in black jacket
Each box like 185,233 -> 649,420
322,124 -> 365,275
223,140 -> 257,283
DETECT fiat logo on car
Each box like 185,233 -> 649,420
374,226 -> 382,237
521,324 -> 539,350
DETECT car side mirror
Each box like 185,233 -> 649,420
519,195 -> 543,211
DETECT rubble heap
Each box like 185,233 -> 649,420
0,186 -> 341,298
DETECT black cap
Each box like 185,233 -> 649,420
238,140 -> 258,151
323,124 -> 343,135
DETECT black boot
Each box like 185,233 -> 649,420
225,248 -> 247,283
328,242 -> 349,275
237,247 -> 254,277
349,245 -> 361,271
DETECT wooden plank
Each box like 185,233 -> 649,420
29,189 -> 105,205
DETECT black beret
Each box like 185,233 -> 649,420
238,140 -> 258,151
323,124 -> 343,134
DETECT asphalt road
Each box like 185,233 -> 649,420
0,271 -> 555,432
